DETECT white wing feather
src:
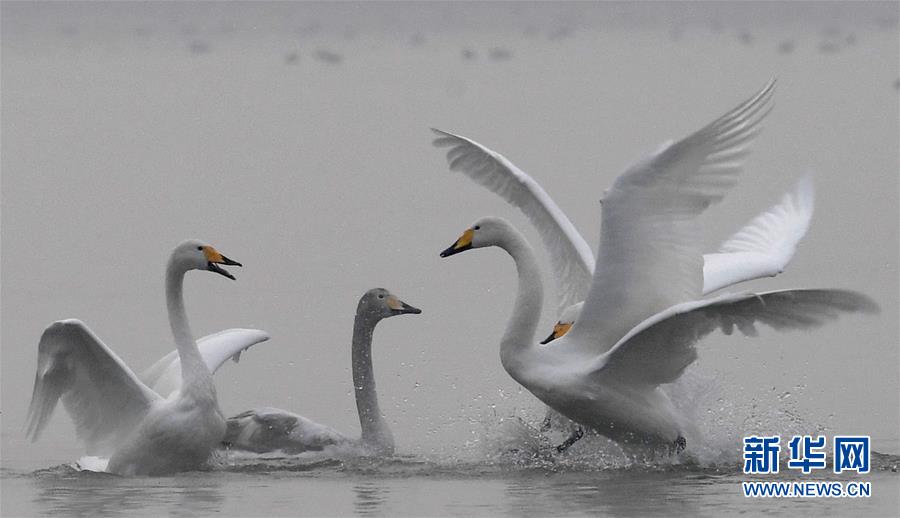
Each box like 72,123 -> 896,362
26,319 -> 161,456
433,125 -> 811,326
594,289 -> 879,385
432,128 -> 595,314
141,328 -> 271,397
566,79 -> 776,353
703,176 -> 814,293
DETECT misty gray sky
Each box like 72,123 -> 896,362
2,2 -> 898,471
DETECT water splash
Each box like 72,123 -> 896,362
74,456 -> 110,473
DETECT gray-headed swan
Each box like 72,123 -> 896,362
224,288 -> 421,456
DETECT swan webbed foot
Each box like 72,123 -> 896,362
555,427 -> 584,453
674,436 -> 686,454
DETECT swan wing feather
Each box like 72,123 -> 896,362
432,128 -> 595,314
26,319 -> 161,456
703,176 -> 814,294
565,79 -> 776,353
141,329 -> 271,397
594,289 -> 879,385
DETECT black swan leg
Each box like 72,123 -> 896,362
555,427 -> 585,453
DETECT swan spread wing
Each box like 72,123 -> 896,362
225,408 -> 350,453
141,329 -> 271,397
432,127 -> 810,314
26,319 -> 161,456
432,128 -> 595,314
565,79 -> 776,353
703,176 -> 814,294
594,289 -> 879,385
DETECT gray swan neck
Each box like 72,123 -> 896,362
351,305 -> 394,454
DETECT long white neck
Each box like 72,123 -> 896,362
165,259 -> 215,401
494,226 -> 545,384
351,308 -> 394,454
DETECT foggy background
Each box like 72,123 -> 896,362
2,1 -> 898,473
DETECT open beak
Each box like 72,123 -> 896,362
440,228 -> 474,258
204,246 -> 242,280
540,322 -> 572,345
387,295 -> 422,315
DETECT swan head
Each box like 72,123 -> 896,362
439,216 -> 512,258
172,239 -> 242,280
359,288 -> 422,319
540,301 -> 583,344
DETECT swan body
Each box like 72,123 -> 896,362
444,219 -> 877,449
225,407 -> 350,454
224,288 -> 421,456
26,240 -> 260,475
439,80 -> 879,449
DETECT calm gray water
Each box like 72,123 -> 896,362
2,2 -> 898,516
2,452 -> 899,517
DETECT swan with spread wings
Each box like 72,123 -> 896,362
432,121 -> 813,344
27,240 -> 269,475
438,80 -> 878,451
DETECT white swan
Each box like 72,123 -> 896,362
223,288 -> 421,456
439,81 -> 878,451
433,79 -> 811,435
431,124 -> 813,343
26,240 -> 267,475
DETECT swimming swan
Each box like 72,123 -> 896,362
223,288 -> 421,456
26,239 -> 264,475
431,126 -> 813,343
439,81 -> 878,451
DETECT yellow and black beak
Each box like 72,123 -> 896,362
440,228 -> 474,258
540,321 -> 573,345
203,246 -> 242,280
386,295 -> 422,315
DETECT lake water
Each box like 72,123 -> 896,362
3,445 -> 899,517
2,2 -> 898,516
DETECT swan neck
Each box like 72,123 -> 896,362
497,228 -> 543,379
166,260 -> 214,399
351,307 -> 394,453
